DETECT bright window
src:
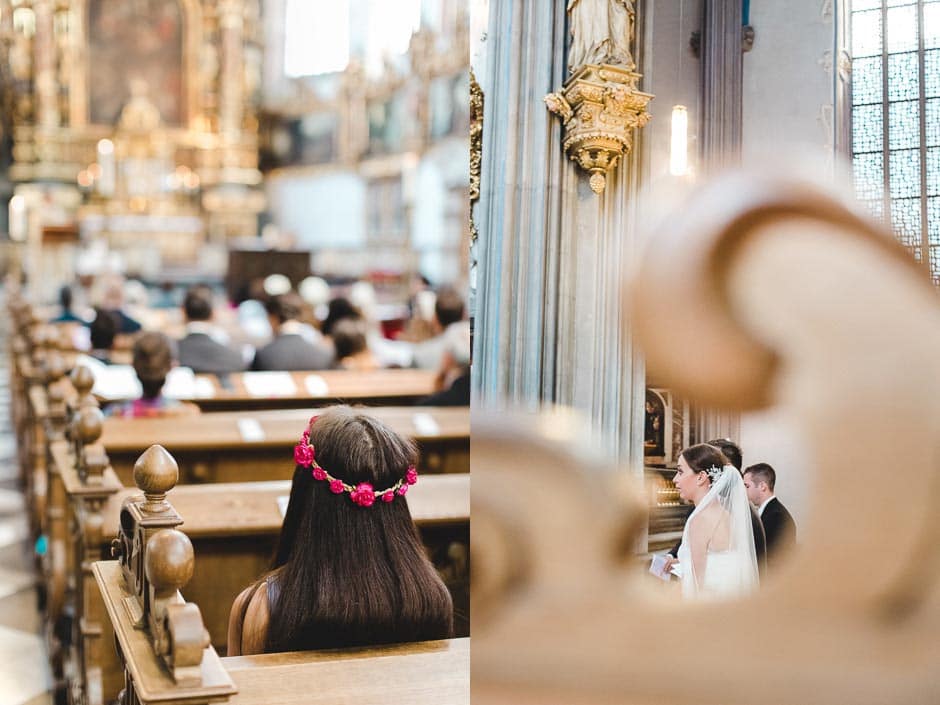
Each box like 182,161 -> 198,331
850,0 -> 940,283
284,0 -> 350,77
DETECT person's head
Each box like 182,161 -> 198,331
89,308 -> 118,351
132,332 -> 174,399
434,286 -> 465,330
331,317 -> 369,361
268,406 -> 453,652
182,285 -> 213,322
743,463 -> 776,506
266,292 -> 304,327
673,443 -> 730,505
321,296 -> 361,336
707,438 -> 742,472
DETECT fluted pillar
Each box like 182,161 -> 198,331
32,0 -> 59,128
218,0 -> 245,139
701,0 -> 743,170
473,0 -> 647,463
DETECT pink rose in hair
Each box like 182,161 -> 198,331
397,484 -> 409,496
329,479 -> 345,494
350,483 -> 375,507
405,466 -> 418,485
382,491 -> 394,503
312,466 -> 327,481
294,443 -> 314,467
301,429 -> 310,443
309,415 -> 319,426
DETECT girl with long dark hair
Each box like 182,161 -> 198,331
226,405 -> 453,654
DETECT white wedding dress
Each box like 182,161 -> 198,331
677,466 -> 759,600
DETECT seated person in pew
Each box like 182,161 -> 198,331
419,321 -> 471,407
177,285 -> 247,375
252,292 -> 335,371
331,317 -> 380,372
109,332 -> 201,418
227,405 -> 453,655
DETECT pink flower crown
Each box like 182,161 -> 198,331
293,417 -> 418,507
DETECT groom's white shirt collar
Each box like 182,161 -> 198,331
758,495 -> 776,516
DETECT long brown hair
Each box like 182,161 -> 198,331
265,406 -> 453,652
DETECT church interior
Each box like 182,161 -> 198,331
1,0 -> 939,704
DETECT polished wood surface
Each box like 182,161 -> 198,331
223,638 -> 470,705
100,474 -> 470,537
179,369 -> 439,411
101,406 -> 470,482
93,560 -> 237,705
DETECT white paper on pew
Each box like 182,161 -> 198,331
276,495 -> 289,518
237,418 -> 266,442
76,355 -> 142,400
412,412 -> 440,436
243,371 -> 297,397
304,374 -> 330,396
162,367 -> 196,399
192,376 -> 217,398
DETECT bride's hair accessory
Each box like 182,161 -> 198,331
293,417 -> 418,507
705,464 -> 725,484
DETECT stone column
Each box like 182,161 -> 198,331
473,0 -> 647,463
696,0 -> 743,439
701,0 -> 742,171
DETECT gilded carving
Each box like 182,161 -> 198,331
545,63 -> 652,194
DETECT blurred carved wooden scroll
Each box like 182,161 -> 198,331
472,174 -> 940,705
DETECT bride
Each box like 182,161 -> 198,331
671,444 -> 759,599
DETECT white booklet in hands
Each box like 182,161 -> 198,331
649,553 -> 673,582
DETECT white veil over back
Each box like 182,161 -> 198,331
677,465 -> 759,600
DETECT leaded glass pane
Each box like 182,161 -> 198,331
927,149 -> 940,195
888,101 -> 920,149
853,10 -> 883,57
891,198 -> 922,249
926,50 -> 940,96
864,198 -> 886,220
889,149 -> 921,198
853,0 -> 881,6
854,152 -> 885,200
887,5 -> 919,53
925,4 -> 940,49
928,197 -> 940,245
926,98 -> 940,145
887,0 -> 916,5
929,248 -> 940,283
888,52 -> 919,101
854,56 -> 883,105
853,104 -> 884,152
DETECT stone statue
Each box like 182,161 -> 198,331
567,0 -> 636,72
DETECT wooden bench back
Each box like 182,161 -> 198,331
472,175 -> 940,704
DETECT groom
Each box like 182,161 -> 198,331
667,439 -> 768,577
743,462 -> 797,562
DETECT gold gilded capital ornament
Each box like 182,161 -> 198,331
545,64 -> 652,195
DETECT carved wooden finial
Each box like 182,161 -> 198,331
133,445 -> 179,513
73,406 -> 104,445
46,350 -> 68,384
145,529 -> 194,598
71,365 -> 96,407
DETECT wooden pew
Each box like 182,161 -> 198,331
94,550 -> 469,705
56,437 -> 469,705
101,406 -> 470,482
99,368 -> 442,412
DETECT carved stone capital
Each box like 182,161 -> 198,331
545,64 -> 652,194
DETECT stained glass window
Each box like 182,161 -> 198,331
851,0 -> 940,283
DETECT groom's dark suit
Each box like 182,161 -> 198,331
761,496 -> 796,560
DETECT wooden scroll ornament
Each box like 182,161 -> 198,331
472,173 -> 940,705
